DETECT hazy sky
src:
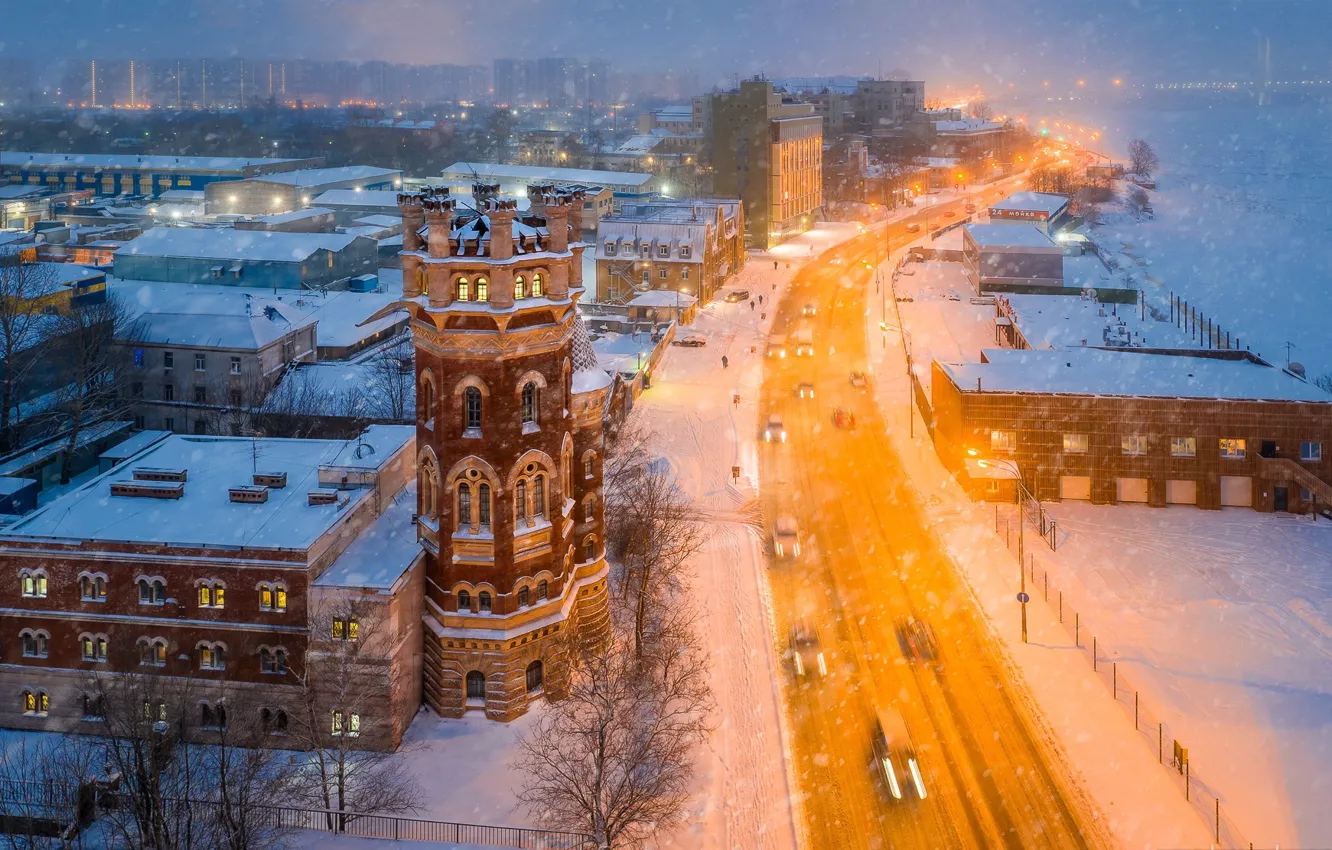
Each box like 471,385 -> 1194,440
3,0 -> 1330,89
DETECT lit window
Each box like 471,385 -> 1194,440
22,690 -> 48,717
81,635 -> 108,662
475,277 -> 488,300
1219,438 -> 1247,459
198,581 -> 225,609
532,273 -> 544,297
990,430 -> 1017,452
1301,441 -> 1322,462
331,617 -> 359,641
1063,433 -> 1089,454
259,583 -> 287,612
515,275 -> 527,299
331,710 -> 360,737
199,643 -> 226,670
21,570 -> 48,598
1121,435 -> 1148,455
1170,437 -> 1197,457
140,639 -> 166,667
456,278 -> 470,301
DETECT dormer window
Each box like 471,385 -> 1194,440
657,244 -> 670,258
680,245 -> 692,259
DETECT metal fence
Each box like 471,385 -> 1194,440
994,505 -> 1250,848
0,784 -> 595,850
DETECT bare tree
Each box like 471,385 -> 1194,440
969,100 -> 993,122
49,294 -> 147,484
363,335 -> 414,423
514,609 -> 712,850
0,733 -> 100,850
603,422 -> 709,660
1127,138 -> 1158,177
1126,185 -> 1153,219
284,596 -> 421,823
0,257 -> 61,452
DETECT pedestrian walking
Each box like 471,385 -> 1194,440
773,260 -> 778,270
750,300 -> 755,310
722,355 -> 729,369
758,295 -> 764,305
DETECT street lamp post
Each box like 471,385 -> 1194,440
969,451 -> 1028,642
879,321 -> 914,438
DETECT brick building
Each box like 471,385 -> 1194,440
0,426 -> 422,750
932,348 -> 1332,512
593,198 -> 745,305
391,181 -> 611,720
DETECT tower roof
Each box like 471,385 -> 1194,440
570,316 -> 612,394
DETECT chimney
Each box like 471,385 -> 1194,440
398,191 -> 426,252
425,197 -> 455,259
566,188 -> 586,239
545,195 -> 570,254
527,183 -> 553,216
488,198 -> 516,262
472,181 -> 500,207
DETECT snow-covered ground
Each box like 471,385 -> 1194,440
1048,97 -> 1332,382
868,247 -> 1217,849
1024,501 -> 1332,847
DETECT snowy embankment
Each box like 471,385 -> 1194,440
868,249 -> 1215,849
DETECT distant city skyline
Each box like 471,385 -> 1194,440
3,0 -> 1330,93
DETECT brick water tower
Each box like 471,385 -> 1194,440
394,182 -> 611,719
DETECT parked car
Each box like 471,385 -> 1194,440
788,618 -> 826,677
905,222 -> 922,233
802,303 -> 817,317
849,371 -> 868,389
724,290 -> 750,303
764,414 -> 787,443
873,708 -> 926,801
773,514 -> 801,558
833,408 -> 856,429
795,328 -> 815,357
672,334 -> 707,347
796,382 -> 816,399
766,334 -> 788,359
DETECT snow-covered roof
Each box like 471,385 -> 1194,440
963,223 -> 1060,251
442,162 -> 657,189
0,152 -> 305,173
137,300 -> 317,350
253,166 -> 402,188
351,214 -> 402,229
110,276 -> 405,351
613,135 -> 666,155
991,192 -> 1071,216
596,220 -> 708,263
115,227 -> 365,263
249,207 -> 334,225
940,348 -> 1332,403
934,119 -> 1005,134
923,157 -> 960,167
97,430 -> 172,465
313,189 -> 403,209
997,293 -> 1200,351
570,317 -> 612,394
315,481 -> 421,591
0,185 -> 47,200
6,427 -> 415,548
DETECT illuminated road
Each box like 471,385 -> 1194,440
758,193 -> 1110,848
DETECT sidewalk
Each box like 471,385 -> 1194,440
865,250 -> 1216,848
632,221 -> 862,850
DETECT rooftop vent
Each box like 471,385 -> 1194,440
253,472 -> 288,489
112,480 -> 184,500
308,489 -> 339,506
229,485 -> 269,504
133,467 -> 188,483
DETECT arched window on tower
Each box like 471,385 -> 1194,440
475,276 -> 489,301
464,386 -> 482,433
457,482 -> 472,530
533,475 -> 546,520
514,275 -> 527,300
422,376 -> 435,427
521,382 -> 538,426
515,480 -> 528,524
456,277 -> 470,302
532,273 -> 544,297
419,462 -> 437,518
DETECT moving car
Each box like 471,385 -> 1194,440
965,203 -> 977,213
795,328 -> 815,357
905,222 -> 922,233
829,257 -> 844,265
724,290 -> 750,303
671,334 -> 707,347
943,210 -> 955,218
802,303 -> 817,317
796,382 -> 815,399
894,616 -> 940,665
833,408 -> 856,429
849,371 -> 868,389
873,708 -> 926,801
766,334 -> 788,359
773,514 -> 801,559
788,618 -> 826,677
764,414 -> 787,443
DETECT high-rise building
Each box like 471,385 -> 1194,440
708,80 -> 824,248
853,79 -> 926,130
395,183 -> 611,719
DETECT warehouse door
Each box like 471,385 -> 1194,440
1220,476 -> 1253,508
1059,475 -> 1092,501
1117,478 -> 1149,503
1165,480 -> 1197,505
